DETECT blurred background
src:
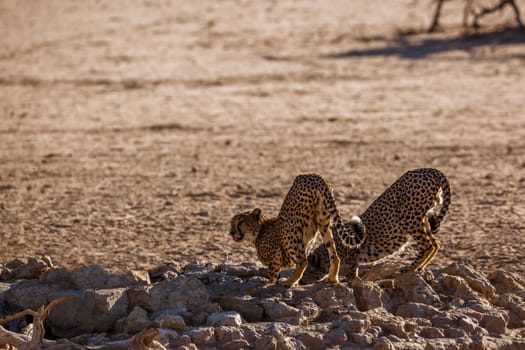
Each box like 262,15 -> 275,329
1,0 -> 524,274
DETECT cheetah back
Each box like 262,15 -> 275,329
303,168 -> 451,282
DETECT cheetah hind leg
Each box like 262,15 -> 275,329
318,220 -> 340,283
417,234 -> 441,271
344,248 -> 361,281
344,260 -> 359,282
427,211 -> 440,234
303,249 -> 330,284
302,220 -> 340,284
417,217 -> 441,271
401,228 -> 441,273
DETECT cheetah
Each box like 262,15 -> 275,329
229,174 -> 365,287
305,168 -> 451,282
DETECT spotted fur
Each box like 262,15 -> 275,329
305,168 -> 451,282
229,174 -> 364,287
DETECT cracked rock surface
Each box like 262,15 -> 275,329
1,257 -> 524,349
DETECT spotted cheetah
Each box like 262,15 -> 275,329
229,174 -> 365,287
305,168 -> 451,282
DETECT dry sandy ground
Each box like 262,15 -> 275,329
1,1 -> 524,276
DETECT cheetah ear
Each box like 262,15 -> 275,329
252,208 -> 262,220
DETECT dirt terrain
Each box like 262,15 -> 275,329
1,0 -> 524,277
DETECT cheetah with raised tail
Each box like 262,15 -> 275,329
306,168 -> 451,282
229,174 -> 365,287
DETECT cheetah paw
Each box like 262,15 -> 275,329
279,278 -> 298,288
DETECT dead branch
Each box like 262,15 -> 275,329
428,0 -> 524,32
463,0 -> 474,27
0,325 -> 64,349
127,329 -> 160,350
0,325 -> 29,348
85,329 -> 163,350
428,0 -> 447,33
0,327 -> 163,350
0,310 -> 38,326
471,0 -> 525,29
0,297 -> 82,350
0,287 -> 163,349
22,296 -> 73,350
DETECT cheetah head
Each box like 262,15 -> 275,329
229,208 -> 263,244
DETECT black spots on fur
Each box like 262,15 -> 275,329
352,221 -> 366,243
343,236 -> 353,246
251,173 -> 345,282
310,254 -> 322,268
428,213 -> 440,233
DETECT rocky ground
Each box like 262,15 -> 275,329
1,256 -> 525,349
1,0 -> 525,349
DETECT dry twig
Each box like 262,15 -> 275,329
0,310 -> 38,326
428,0 -> 447,32
471,0 -> 525,29
87,329 -> 162,350
0,297 -> 164,349
428,0 -> 524,32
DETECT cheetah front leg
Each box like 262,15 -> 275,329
263,247 -> 283,284
281,259 -> 308,288
268,262 -> 282,284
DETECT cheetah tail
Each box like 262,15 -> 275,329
340,216 -> 366,247
432,173 -> 451,233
